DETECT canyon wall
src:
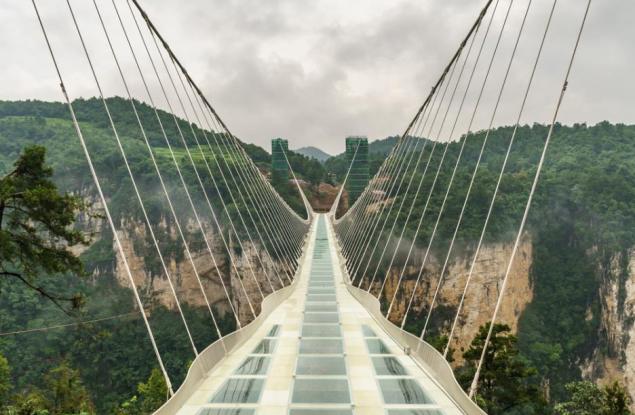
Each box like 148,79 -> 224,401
377,235 -> 534,363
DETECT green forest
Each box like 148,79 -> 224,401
2,97 -> 635,413
0,98 -> 309,413
339,122 -> 635,412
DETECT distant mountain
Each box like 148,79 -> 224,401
294,146 -> 331,162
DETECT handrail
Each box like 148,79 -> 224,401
328,217 -> 486,415
153,219 -> 314,414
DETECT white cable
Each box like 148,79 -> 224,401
340,136 -> 412,254
444,0 -> 560,359
345,136 -> 419,282
369,16 -> 486,296
125,0 -> 259,317
419,0 -> 533,340
219,131 -> 305,265
31,0 -> 173,394
347,136 -> 419,286
469,0 -> 591,398
150,38 -> 276,295
399,0 -> 516,328
383,0 -> 503,320
184,83 -> 292,287
329,140 -> 361,218
111,0 -> 243,328
349,135 -> 425,280
72,0 -> 200,356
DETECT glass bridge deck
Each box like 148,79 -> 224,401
176,215 -> 463,415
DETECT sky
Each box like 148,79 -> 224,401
2,0 -> 634,155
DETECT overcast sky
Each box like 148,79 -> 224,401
2,0 -> 633,154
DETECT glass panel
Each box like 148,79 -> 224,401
302,324 -> 342,337
386,410 -> 444,415
266,324 -> 280,337
197,409 -> 256,415
290,410 -> 353,415
366,338 -> 392,354
209,378 -> 265,403
362,324 -> 378,337
308,287 -> 336,292
296,356 -> 347,375
234,356 -> 270,375
307,294 -> 337,302
300,338 -> 343,354
372,356 -> 407,376
304,313 -> 339,324
305,303 -> 338,312
309,282 -> 334,288
292,378 -> 350,403
252,339 -> 276,354
379,378 -> 433,404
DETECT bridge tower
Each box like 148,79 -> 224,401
345,136 -> 369,205
271,138 -> 289,186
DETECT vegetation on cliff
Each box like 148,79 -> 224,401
347,122 -> 635,410
2,97 -> 635,413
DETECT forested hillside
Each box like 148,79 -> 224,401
341,123 -> 635,408
2,96 -> 635,413
0,98 -> 306,413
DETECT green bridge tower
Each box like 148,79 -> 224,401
345,136 -> 369,205
271,138 -> 289,186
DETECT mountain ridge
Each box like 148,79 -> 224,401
294,146 -> 331,162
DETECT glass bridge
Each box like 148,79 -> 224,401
168,215 -> 470,415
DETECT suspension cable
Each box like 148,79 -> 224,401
419,0 -> 534,341
469,0 -> 592,398
147,30 -> 275,295
399,0 -> 517,328
110,0 -> 243,328
370,24 -> 479,297
384,0 -> 505,320
31,0 -> 173,394
124,0 -> 259,316
69,0 -> 200,356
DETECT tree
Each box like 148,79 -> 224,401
0,353 -> 11,404
0,145 -> 89,313
603,381 -> 632,415
115,368 -> 167,415
44,361 -> 94,414
554,381 -> 632,415
5,391 -> 49,415
457,323 -> 546,414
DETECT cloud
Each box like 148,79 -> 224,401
2,0 -> 633,154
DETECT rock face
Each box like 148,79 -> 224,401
86,198 -> 286,326
112,218 -> 233,313
582,248 -> 635,402
378,235 -> 534,364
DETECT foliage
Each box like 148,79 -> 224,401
0,353 -> 10,404
0,100 -> 238,412
0,146 -> 89,312
1,360 -> 93,415
554,381 -> 632,415
341,122 -> 635,407
43,361 -> 94,414
457,323 -> 546,414
115,369 -> 167,415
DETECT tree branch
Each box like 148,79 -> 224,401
0,271 -> 76,316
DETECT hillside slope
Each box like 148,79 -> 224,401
294,146 -> 331,162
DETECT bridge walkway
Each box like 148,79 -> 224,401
175,214 -> 463,415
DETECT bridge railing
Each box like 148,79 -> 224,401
329,219 -> 486,415
152,221 -> 314,414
